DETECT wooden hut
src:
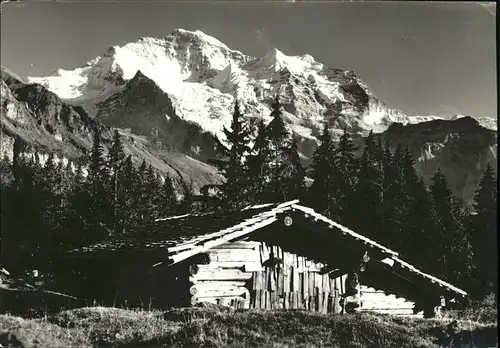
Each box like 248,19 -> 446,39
69,200 -> 467,317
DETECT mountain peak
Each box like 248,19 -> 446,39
168,29 -> 231,50
265,48 -> 286,60
260,48 -> 289,71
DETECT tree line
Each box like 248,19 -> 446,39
0,129 -> 185,273
0,96 -> 496,299
207,97 -> 496,299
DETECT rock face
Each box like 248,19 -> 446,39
376,117 -> 497,205
95,71 -> 219,162
0,66 -> 222,193
3,29 -> 496,202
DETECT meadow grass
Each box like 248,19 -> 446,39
0,305 -> 497,347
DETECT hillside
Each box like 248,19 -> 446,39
376,117 -> 497,204
1,66 -> 222,193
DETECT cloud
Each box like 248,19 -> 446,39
255,27 -> 266,43
255,27 -> 274,52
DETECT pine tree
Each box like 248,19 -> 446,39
87,128 -> 112,239
474,163 -> 497,217
66,163 -> 89,247
145,164 -> 162,221
107,130 -> 127,232
11,137 -> 24,188
276,137 -> 306,201
399,146 -> 427,254
429,168 -> 455,276
119,155 -> 138,232
135,160 -> 149,222
13,150 -> 43,269
209,102 -> 252,211
134,161 -> 160,222
53,161 -> 74,247
247,119 -> 269,204
379,142 -> 406,248
332,127 -> 359,224
257,96 -> 305,203
404,177 -> 439,271
351,131 -> 384,240
260,97 -> 289,203
38,153 -> 59,254
178,176 -> 195,214
308,122 -> 337,216
471,162 -> 497,296
430,168 -> 473,285
0,156 -> 13,252
158,174 -> 178,218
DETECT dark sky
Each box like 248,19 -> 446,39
1,1 -> 496,118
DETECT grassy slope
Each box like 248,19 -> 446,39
0,306 -> 497,348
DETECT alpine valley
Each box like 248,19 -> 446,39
1,29 -> 497,204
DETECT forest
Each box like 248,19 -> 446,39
0,97 -> 496,302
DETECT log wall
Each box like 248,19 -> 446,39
187,240 -> 420,316
358,285 -> 422,317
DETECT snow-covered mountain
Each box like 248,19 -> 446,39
26,29 -> 428,158
3,29 -> 496,202
0,66 -> 222,192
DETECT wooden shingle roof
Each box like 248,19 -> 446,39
391,257 -> 467,297
72,200 -> 467,298
70,200 -> 297,255
290,205 -> 399,257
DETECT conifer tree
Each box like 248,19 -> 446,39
351,131 -> 384,240
87,128 -> 112,239
11,149 -> 43,269
379,143 -> 406,248
11,137 -> 24,188
247,119 -> 268,204
119,155 -> 138,232
158,174 -> 178,218
332,127 -> 359,224
135,160 -> 149,222
107,130 -> 126,232
474,163 -> 497,217
0,156 -> 12,249
209,102 -> 252,211
145,164 -> 162,221
471,162 -> 497,295
308,122 -> 337,216
276,137 -> 306,201
66,163 -> 89,247
256,96 -> 305,203
134,161 -> 161,222
430,168 -> 473,284
260,97 -> 290,203
403,177 -> 439,271
398,146 -> 428,253
37,153 -> 59,252
178,176 -> 195,214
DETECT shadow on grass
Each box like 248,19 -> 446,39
432,325 -> 498,348
1,306 -> 497,348
116,310 -> 433,348
0,288 -> 87,318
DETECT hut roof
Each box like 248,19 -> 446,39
71,200 -> 467,298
